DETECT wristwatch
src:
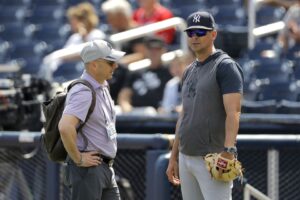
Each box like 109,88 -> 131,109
224,146 -> 237,155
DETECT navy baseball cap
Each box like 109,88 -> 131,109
185,11 -> 216,31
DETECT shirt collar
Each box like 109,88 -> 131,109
81,70 -> 109,90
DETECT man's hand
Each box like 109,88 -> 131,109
166,159 -> 180,186
76,151 -> 102,167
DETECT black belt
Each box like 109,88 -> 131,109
100,154 -> 114,166
73,151 -> 114,167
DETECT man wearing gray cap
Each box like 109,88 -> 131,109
58,40 -> 125,200
166,11 -> 244,199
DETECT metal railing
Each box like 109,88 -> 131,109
44,17 -> 187,63
244,184 -> 271,200
248,0 -> 286,49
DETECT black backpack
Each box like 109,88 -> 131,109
41,79 -> 96,162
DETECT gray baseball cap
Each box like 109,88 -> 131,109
80,40 -> 126,63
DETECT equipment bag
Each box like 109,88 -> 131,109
41,79 -> 96,162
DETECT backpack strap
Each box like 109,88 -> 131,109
67,79 -> 96,150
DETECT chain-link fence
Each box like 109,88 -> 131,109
0,132 -> 300,200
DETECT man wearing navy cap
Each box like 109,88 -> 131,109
166,11 -> 244,199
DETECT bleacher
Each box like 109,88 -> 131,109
1,0 -> 300,115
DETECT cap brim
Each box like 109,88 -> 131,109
104,49 -> 126,62
184,26 -> 214,31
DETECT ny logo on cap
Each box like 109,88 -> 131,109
193,14 -> 201,23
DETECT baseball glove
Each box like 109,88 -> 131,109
204,153 -> 243,182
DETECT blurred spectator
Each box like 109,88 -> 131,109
158,53 -> 195,115
277,0 -> 300,52
64,2 -> 105,47
38,2 -> 106,81
133,0 -> 176,44
107,63 -> 129,103
117,36 -> 172,114
101,0 -> 146,65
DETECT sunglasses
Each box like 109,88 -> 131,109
105,60 -> 116,66
186,29 -> 209,37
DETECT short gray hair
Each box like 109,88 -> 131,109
101,0 -> 132,18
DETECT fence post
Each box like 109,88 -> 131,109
145,150 -> 168,200
267,149 -> 279,200
45,160 -> 60,200
152,153 -> 172,200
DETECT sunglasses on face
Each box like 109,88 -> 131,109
105,60 -> 116,66
186,29 -> 209,37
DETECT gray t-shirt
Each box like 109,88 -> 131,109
178,50 -> 243,156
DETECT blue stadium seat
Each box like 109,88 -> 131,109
0,0 -> 30,6
0,5 -> 27,24
205,0 -> 242,8
0,22 -> 33,43
26,5 -> 65,24
32,23 -> 71,44
277,100 -> 300,114
53,61 -> 84,83
256,5 -> 285,26
242,99 -> 277,113
19,56 -> 43,75
246,38 -> 277,60
171,4 -> 207,20
0,40 -> 12,63
252,59 -> 293,83
212,5 -> 246,27
30,0 -> 66,6
257,81 -> 300,101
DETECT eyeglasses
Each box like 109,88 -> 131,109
186,29 -> 209,38
106,60 -> 115,66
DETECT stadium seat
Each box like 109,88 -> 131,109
211,5 -> 246,27
0,22 -> 34,43
0,0 -> 30,6
26,5 -> 65,24
246,38 -> 277,60
285,44 -> 300,61
9,40 -> 45,60
18,56 -> 43,75
0,5 -> 27,24
205,0 -> 242,8
277,100 -> 300,114
53,61 -> 84,83
32,23 -> 71,44
257,81 -> 300,101
256,5 -> 285,26
252,59 -> 293,83
170,4 -> 207,20
242,99 -> 277,113
30,0 -> 66,6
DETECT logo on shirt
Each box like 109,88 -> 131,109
193,14 -> 201,23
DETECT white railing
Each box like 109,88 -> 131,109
44,17 -> 187,62
110,17 -> 188,52
248,0 -> 286,49
244,184 -> 272,200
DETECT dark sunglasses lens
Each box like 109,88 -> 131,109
107,61 -> 115,66
186,30 -> 207,37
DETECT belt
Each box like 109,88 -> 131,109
79,151 -> 114,166
100,154 -> 114,167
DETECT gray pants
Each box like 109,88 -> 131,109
179,152 -> 232,200
65,161 -> 120,200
